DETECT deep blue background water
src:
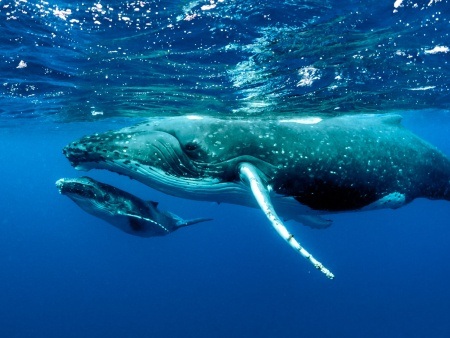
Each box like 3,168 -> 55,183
0,112 -> 449,337
1,0 -> 450,337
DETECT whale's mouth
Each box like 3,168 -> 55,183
55,178 -> 65,193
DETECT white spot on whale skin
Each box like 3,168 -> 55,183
279,117 -> 322,125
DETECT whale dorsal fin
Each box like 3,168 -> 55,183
380,114 -> 402,126
147,201 -> 159,208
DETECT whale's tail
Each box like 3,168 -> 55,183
165,212 -> 213,228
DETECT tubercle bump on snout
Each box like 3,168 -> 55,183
62,139 -> 107,169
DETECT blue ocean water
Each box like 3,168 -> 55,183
1,1 -> 450,337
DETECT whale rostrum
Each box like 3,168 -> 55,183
62,114 -> 450,279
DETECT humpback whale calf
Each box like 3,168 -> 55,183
63,114 -> 450,279
56,176 -> 212,237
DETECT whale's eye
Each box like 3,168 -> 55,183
183,140 -> 208,160
184,142 -> 198,152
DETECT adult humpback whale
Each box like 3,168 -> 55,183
63,114 -> 450,279
56,176 -> 211,237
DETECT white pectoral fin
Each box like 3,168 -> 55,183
238,162 -> 334,280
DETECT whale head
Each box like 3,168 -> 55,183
63,116 -> 275,201
56,176 -> 118,215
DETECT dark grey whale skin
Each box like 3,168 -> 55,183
63,114 -> 450,212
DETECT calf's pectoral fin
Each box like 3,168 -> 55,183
238,162 -> 334,280
118,211 -> 170,234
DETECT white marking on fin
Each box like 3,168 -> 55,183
279,117 -> 322,125
119,211 -> 170,233
239,162 -> 334,279
361,192 -> 406,211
